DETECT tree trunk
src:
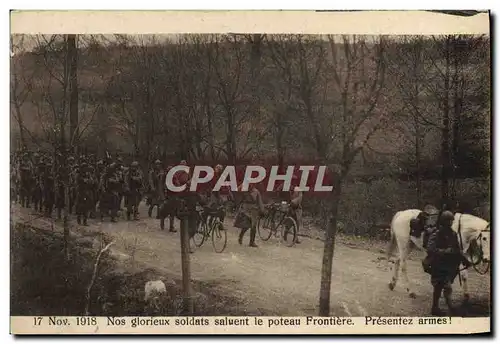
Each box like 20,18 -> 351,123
318,181 -> 341,316
441,37 -> 451,206
67,34 -> 79,154
179,216 -> 193,314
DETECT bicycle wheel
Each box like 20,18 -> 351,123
193,217 -> 207,247
279,216 -> 298,247
258,214 -> 274,241
211,220 -> 227,253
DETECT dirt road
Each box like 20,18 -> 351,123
12,204 -> 490,317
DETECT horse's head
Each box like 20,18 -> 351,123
478,224 -> 491,262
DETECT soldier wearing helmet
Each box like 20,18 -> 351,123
93,160 -> 106,217
31,155 -> 45,213
125,161 -> 144,221
158,164 -> 177,232
115,157 -> 126,211
100,162 -> 120,222
75,162 -> 94,226
147,159 -> 165,219
42,160 -> 55,217
425,210 -> 463,315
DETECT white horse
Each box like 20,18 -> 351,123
386,209 -> 491,301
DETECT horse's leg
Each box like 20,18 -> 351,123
389,256 -> 401,291
401,256 -> 416,298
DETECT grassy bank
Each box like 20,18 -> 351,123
10,222 -> 272,316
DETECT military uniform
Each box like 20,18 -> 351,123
32,161 -> 45,212
125,161 -> 143,221
148,160 -> 165,219
19,156 -> 33,208
235,185 -> 265,247
158,165 -> 177,232
426,211 -> 462,315
75,163 -> 94,225
42,162 -> 55,217
100,164 -> 120,222
116,158 -> 125,210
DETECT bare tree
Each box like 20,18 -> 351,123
318,35 -> 388,316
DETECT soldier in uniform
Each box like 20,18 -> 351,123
158,165 -> 177,232
19,153 -> 33,208
100,163 -> 121,222
75,163 -> 94,226
234,183 -> 265,248
148,159 -> 165,219
10,163 -> 18,204
42,161 -> 55,218
94,160 -> 106,217
426,210 -> 465,315
32,157 -> 45,213
125,161 -> 143,221
116,157 -> 125,211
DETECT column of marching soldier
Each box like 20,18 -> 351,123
10,150 -> 180,228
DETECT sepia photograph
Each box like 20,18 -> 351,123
9,10 -> 491,335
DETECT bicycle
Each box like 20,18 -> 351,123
192,204 -> 227,253
257,201 -> 298,247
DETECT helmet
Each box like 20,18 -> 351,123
131,161 -> 139,167
154,159 -> 162,165
440,211 -> 455,224
180,160 -> 187,166
97,160 -> 104,166
215,164 -> 223,172
109,163 -> 117,170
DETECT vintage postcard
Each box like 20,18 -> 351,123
9,10 -> 491,335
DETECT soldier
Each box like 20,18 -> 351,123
10,163 -> 18,204
116,157 -> 125,211
19,153 -> 33,208
42,161 -> 55,218
100,163 -> 120,222
148,159 -> 165,219
32,157 -> 45,213
94,159 -> 106,217
158,165 -> 177,232
426,210 -> 468,315
125,161 -> 143,221
234,183 -> 265,248
75,163 -> 94,226
203,164 -> 225,228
